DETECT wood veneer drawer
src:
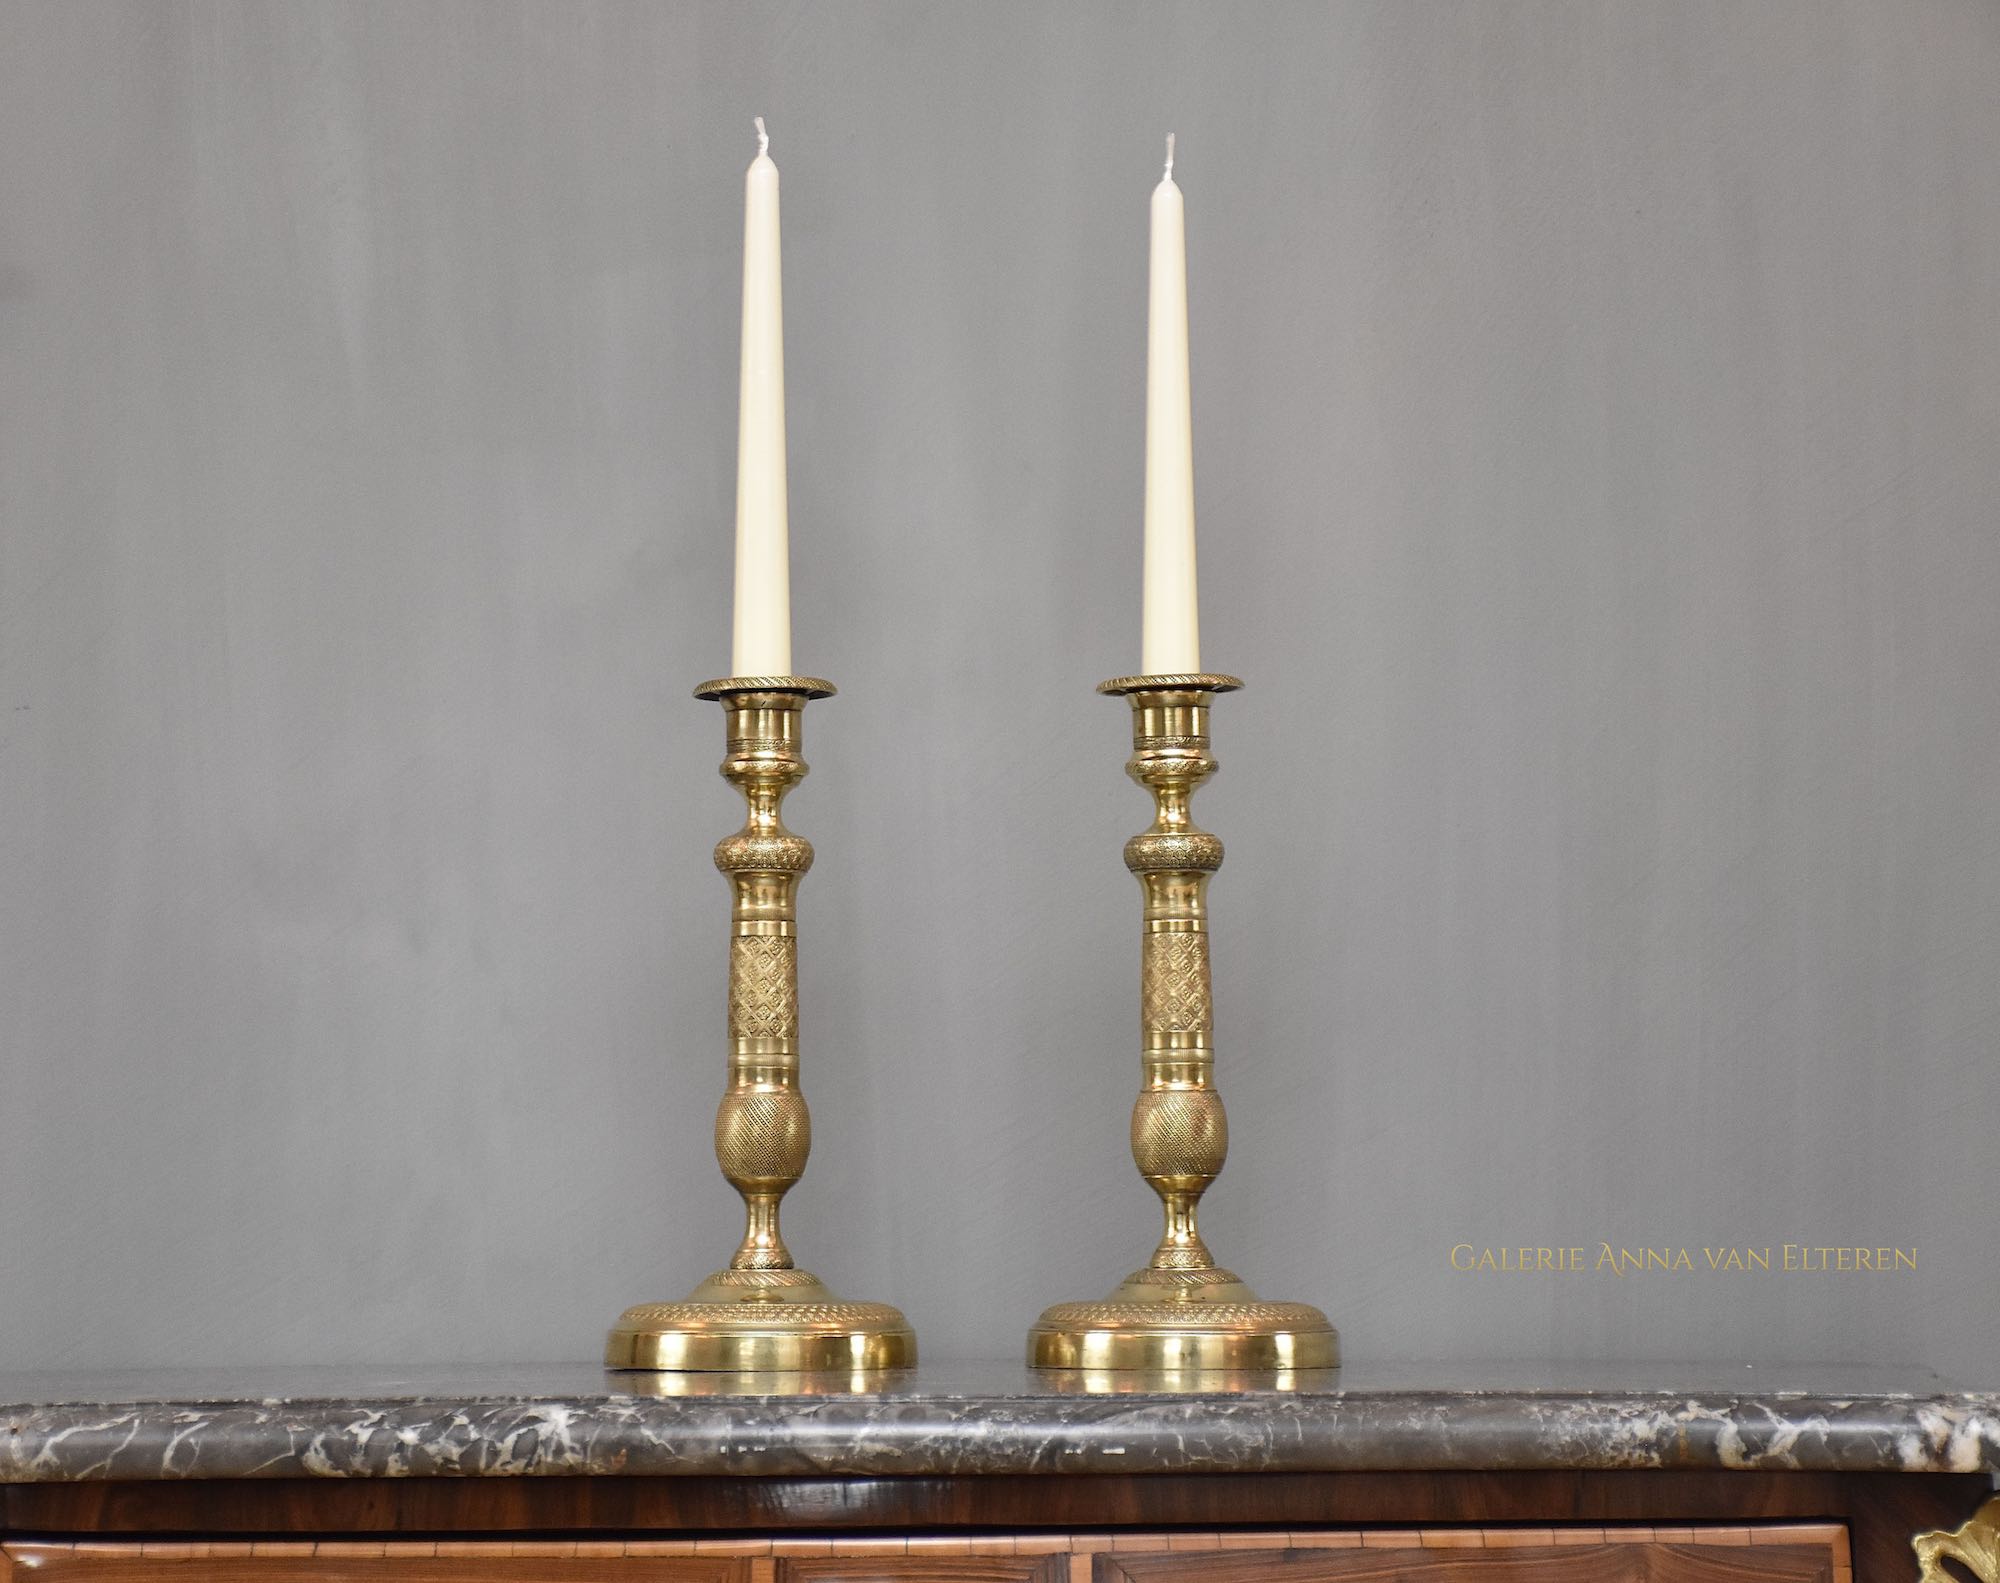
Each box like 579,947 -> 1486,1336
1092,1533 -> 1845,1583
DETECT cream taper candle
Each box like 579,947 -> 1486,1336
1141,133 -> 1199,676
731,117 -> 791,678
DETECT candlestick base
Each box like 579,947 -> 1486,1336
1027,1290 -> 1338,1373
606,1270 -> 915,1373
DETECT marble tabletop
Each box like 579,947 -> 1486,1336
2,1360 -> 1995,1483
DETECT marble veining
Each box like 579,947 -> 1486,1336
2,1361 -> 1995,1482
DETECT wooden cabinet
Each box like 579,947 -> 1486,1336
0,1526 -> 1854,1583
0,1468 -> 1971,1581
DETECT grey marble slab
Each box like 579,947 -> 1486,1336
2,1361 -> 1995,1482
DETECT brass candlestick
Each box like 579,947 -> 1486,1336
606,676 -> 916,1373
1028,673 -> 1338,1373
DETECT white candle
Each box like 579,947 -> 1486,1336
731,117 -> 791,678
1141,132 -> 1199,676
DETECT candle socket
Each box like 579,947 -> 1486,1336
1027,673 -> 1338,1374
606,676 -> 916,1374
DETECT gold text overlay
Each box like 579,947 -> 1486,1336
1449,1244 -> 1917,1276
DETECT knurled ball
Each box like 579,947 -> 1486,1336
716,1087 -> 811,1187
1131,1087 -> 1228,1182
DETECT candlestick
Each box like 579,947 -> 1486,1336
1141,134 -> 1200,676
1027,673 -> 1338,1373
732,118 -> 791,678
606,676 -> 915,1373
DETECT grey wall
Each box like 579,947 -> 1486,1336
2,0 -> 1996,1376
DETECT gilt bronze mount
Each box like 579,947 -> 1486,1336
1915,1495 -> 2000,1583
1028,673 -> 1338,1373
605,676 -> 916,1373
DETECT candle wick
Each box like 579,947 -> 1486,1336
754,116 -> 770,157
1163,132 -> 1175,180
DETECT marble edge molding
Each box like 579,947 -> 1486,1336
4,1391 -> 1999,1482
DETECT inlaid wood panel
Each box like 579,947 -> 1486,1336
776,1556 -> 1067,1583
0,1545 -> 751,1583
